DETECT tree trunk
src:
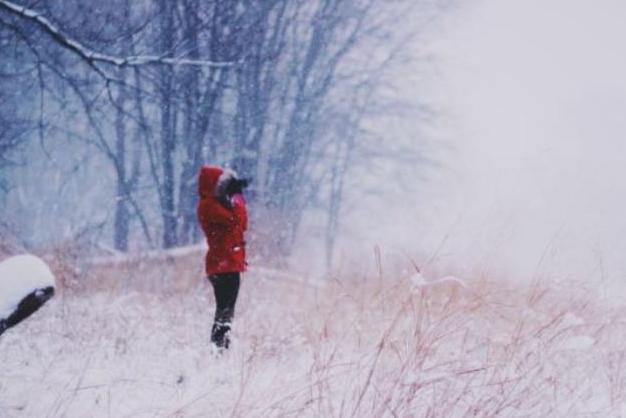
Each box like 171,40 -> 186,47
159,0 -> 177,249
113,85 -> 129,251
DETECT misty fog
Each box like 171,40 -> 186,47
358,0 -> 626,296
2,0 -> 626,292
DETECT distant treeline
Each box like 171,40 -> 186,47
0,0 -> 442,265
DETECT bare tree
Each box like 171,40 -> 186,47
1,0 -> 447,259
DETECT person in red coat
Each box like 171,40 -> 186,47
197,165 -> 248,351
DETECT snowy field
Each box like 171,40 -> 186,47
2,251 -> 626,417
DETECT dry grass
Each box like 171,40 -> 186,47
1,249 -> 625,417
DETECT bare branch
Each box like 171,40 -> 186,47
0,0 -> 237,69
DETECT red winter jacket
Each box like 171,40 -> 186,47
196,166 -> 248,275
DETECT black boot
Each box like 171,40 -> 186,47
211,321 -> 232,349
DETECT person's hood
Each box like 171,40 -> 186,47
198,165 -> 223,199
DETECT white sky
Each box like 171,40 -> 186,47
413,0 -> 626,289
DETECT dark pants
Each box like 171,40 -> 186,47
208,273 -> 240,349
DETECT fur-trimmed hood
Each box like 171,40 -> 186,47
198,165 -> 222,199
198,165 -> 239,200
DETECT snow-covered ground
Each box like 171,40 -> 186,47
1,251 -> 626,417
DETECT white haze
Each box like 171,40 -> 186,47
335,0 -> 626,296
413,0 -> 626,293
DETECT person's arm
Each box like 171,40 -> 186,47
231,193 -> 248,231
205,198 -> 235,225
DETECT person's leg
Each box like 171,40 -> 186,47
209,273 -> 241,349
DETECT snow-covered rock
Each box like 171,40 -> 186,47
409,272 -> 467,291
0,254 -> 56,329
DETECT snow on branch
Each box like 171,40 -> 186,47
0,0 -> 236,69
